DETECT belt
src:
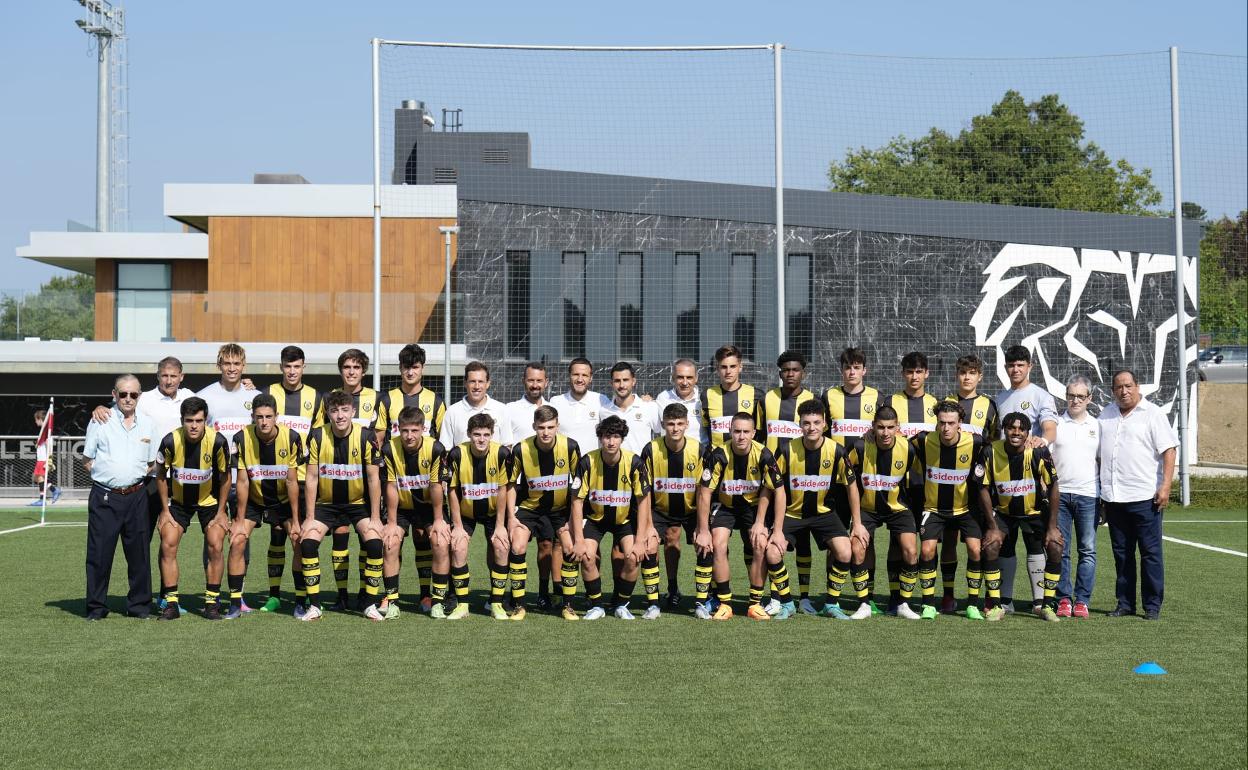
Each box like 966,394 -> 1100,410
96,480 -> 148,495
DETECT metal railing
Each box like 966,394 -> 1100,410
0,435 -> 91,498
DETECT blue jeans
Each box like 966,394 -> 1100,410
1105,499 -> 1165,615
1056,493 -> 1097,605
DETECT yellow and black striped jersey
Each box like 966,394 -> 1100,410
912,431 -> 986,516
944,393 -> 1000,440
986,441 -> 1057,517
158,427 -> 230,510
761,387 -> 817,454
381,435 -> 445,512
573,449 -> 651,526
377,386 -> 447,439
268,383 -> 322,438
884,392 -> 938,440
640,436 -> 703,519
774,438 -> 856,520
700,384 -> 762,450
307,424 -> 381,506
822,385 -> 881,457
234,425 -> 301,509
850,438 -> 923,517
701,440 -> 781,515
320,387 -> 381,431
446,442 -> 511,521
510,435 -> 581,514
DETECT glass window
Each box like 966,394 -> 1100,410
786,253 -> 813,361
730,252 -> 755,361
561,251 -> 586,359
505,251 -> 530,360
618,252 -> 643,361
674,252 -> 699,360
116,262 -> 170,342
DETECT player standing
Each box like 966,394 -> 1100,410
640,403 -> 705,615
379,407 -> 446,619
445,413 -> 513,619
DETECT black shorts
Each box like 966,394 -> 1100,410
169,504 -> 220,533
710,503 -> 767,532
998,512 -> 1051,556
653,510 -> 696,545
782,513 -> 847,550
391,505 -> 442,533
861,506 -> 918,535
919,510 -> 982,542
461,515 -> 498,540
582,517 -> 635,545
515,509 -> 562,542
244,503 -> 291,527
313,503 -> 370,530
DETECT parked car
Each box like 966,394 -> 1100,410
1198,345 -> 1248,383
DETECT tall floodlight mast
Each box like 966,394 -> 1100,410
74,0 -> 128,232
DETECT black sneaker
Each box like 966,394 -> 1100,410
1144,610 -> 1160,621
664,591 -> 682,610
330,596 -> 350,612
535,594 -> 555,612
157,604 -> 180,620
202,603 -> 223,620
1108,607 -> 1136,617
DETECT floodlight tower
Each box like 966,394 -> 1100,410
74,0 -> 128,232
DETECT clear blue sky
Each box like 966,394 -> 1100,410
3,0 -> 1245,291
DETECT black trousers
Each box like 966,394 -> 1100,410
86,484 -> 153,617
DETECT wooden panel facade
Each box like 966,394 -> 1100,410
94,259 -> 115,341
170,260 -> 209,341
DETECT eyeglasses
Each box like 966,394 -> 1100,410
1064,392 -> 1090,401
115,391 -> 141,400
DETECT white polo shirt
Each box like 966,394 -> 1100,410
655,387 -> 703,444
440,396 -> 512,450
197,381 -> 255,454
504,396 -> 547,442
137,386 -> 195,445
1097,399 -> 1179,503
549,390 -> 611,454
995,382 -> 1059,438
603,396 -> 662,455
1052,411 -> 1100,497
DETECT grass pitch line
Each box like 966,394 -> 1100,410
0,522 -> 48,536
1162,535 -> 1248,558
1166,520 -> 1246,523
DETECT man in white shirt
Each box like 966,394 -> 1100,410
1050,374 -> 1100,618
137,357 -> 195,444
439,361 -> 512,449
1098,369 -> 1177,621
993,344 -> 1059,611
655,359 -> 703,444
602,362 -> 661,455
504,362 -> 550,442
549,357 -> 612,452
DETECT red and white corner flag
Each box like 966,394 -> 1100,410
34,398 -> 54,480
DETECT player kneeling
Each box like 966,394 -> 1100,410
380,406 -> 446,620
444,414 -> 513,620
569,416 -> 654,620
298,390 -> 385,621
228,394 -> 302,619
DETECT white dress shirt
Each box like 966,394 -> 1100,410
504,396 -> 547,443
1097,399 -> 1179,503
440,396 -> 512,450
655,387 -> 703,444
995,382 -> 1059,438
1052,411 -> 1100,497
137,386 -> 195,445
603,396 -> 662,455
548,390 -> 612,454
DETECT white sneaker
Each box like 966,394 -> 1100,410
1002,602 -> 1016,615
642,605 -> 661,620
849,602 -> 873,620
798,598 -> 819,615
896,603 -> 922,620
764,598 -> 783,616
583,606 -> 606,621
613,605 -> 635,620
694,602 -> 712,620
298,604 -> 322,622
363,604 -> 384,621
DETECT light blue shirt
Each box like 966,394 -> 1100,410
83,407 -> 156,487
995,382 -> 1059,439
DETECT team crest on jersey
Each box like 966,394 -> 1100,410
352,448 -> 359,457
363,403 -> 372,413
420,459 -> 429,469
422,405 -> 431,413
926,406 -> 935,417
959,454 -> 968,463
556,459 -> 565,468
1021,401 -> 1032,410
588,411 -> 598,420
634,413 -> 642,420
894,460 -> 904,470
303,400 -> 312,410
202,453 -> 211,463
488,466 -> 497,475
822,459 -> 831,469
742,400 -> 752,409
686,462 -> 696,472
975,410 -> 984,419
243,401 -> 252,410
279,449 -> 287,458
865,404 -> 875,413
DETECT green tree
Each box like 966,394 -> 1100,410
828,90 -> 1162,215
0,273 -> 95,340
1198,210 -> 1248,341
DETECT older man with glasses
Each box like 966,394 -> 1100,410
1050,375 -> 1100,618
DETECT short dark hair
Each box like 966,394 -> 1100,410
568,357 -> 593,374
464,360 -> 490,379
399,344 -> 427,369
777,350 -> 807,369
874,404 -> 899,423
955,354 -> 984,374
610,361 -> 636,377
1002,411 -> 1032,432
1004,345 -> 1031,365
532,405 -> 559,425
467,413 -> 495,433
338,348 -> 369,371
524,361 -> 547,375
1112,369 -> 1138,386
901,351 -> 928,371
397,406 -> 425,427
250,393 -> 277,413
839,347 -> 867,369
596,415 -> 630,439
796,400 -> 824,420
324,390 -> 354,412
157,356 -> 183,373
662,403 -> 688,422
180,397 -> 208,420
279,346 -> 305,365
714,345 -> 742,364
730,410 -> 756,425
934,401 -> 964,421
